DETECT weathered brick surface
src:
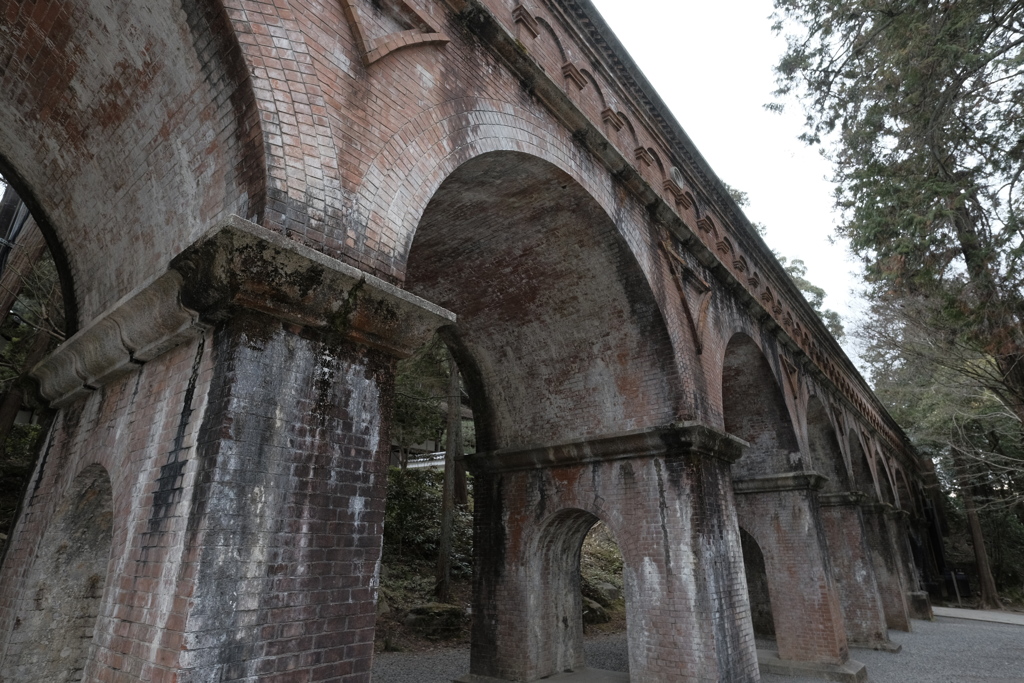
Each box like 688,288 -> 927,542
405,150 -> 683,450
469,429 -> 758,683
0,0 -> 942,680
860,503 -> 912,632
0,0 -> 263,324
735,488 -> 849,665
819,500 -> 890,647
0,464 -> 112,682
176,312 -> 394,683
0,336 -> 215,683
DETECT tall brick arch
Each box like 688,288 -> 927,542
405,150 -> 683,450
721,332 -> 800,477
806,395 -> 852,493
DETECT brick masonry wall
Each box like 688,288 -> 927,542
860,504 -> 912,632
0,464 -> 112,682
0,0 -> 935,679
404,150 -> 683,451
0,336 -> 214,682
0,308 -> 397,683
176,312 -> 395,683
819,502 -> 889,647
0,0 -> 263,325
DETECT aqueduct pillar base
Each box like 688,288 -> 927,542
465,425 -> 759,683
860,503 -> 912,631
889,509 -> 934,620
733,474 -> 851,668
818,492 -> 895,650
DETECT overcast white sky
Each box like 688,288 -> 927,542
589,0 -> 867,358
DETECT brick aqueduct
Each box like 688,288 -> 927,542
0,1 -> 946,682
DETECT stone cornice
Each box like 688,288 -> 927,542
733,472 -> 827,495
30,216 -> 455,407
819,491 -> 868,507
463,422 -> 746,474
556,0 -> 913,460
170,216 -> 455,357
30,270 -> 204,407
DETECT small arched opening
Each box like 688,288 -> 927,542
531,509 -> 629,677
0,463 -> 113,682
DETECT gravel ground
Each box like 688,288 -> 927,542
372,617 -> 1024,682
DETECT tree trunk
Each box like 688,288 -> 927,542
435,351 -> 460,603
962,485 -> 1002,609
454,459 -> 468,508
951,204 -> 1024,424
952,445 -> 1003,610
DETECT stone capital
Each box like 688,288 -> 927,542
859,500 -> 895,515
819,490 -> 867,507
170,216 -> 454,356
732,471 -> 828,495
31,216 -> 455,406
463,422 -> 745,474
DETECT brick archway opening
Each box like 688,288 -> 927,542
739,526 -> 775,638
726,335 -> 851,665
404,150 -> 683,681
530,509 -> 631,676
405,149 -> 681,453
807,395 -> 850,492
722,333 -> 798,477
0,463 -> 113,682
849,434 -> 877,500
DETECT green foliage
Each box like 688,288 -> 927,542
773,0 -> 1024,419
860,295 -> 1024,594
942,494 -> 1024,593
981,507 -> 1024,590
391,337 -> 449,454
382,467 -> 473,578
0,423 -> 42,478
580,522 -> 624,596
860,294 -> 1023,502
778,256 -> 846,339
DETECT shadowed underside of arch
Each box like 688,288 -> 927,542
722,333 -> 799,477
850,434 -> 879,500
405,151 -> 682,451
807,395 -> 851,492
